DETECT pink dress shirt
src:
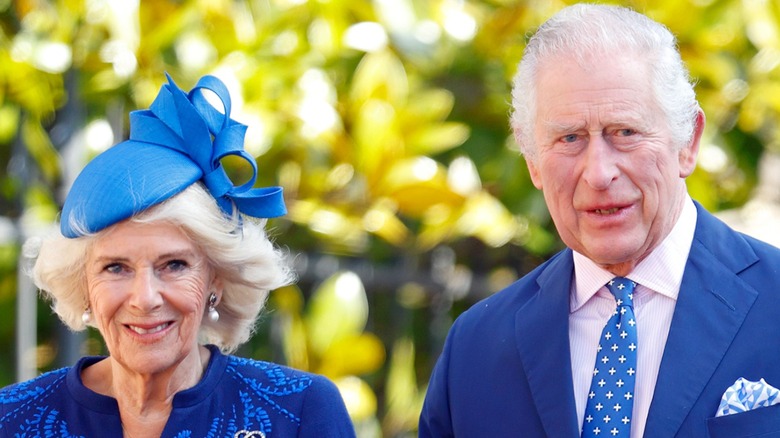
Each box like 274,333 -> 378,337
570,196 -> 697,436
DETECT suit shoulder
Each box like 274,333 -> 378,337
455,250 -> 569,324
736,232 -> 780,288
741,231 -> 780,258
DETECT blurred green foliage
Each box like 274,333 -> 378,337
1,0 -> 778,436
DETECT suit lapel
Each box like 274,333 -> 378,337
644,206 -> 759,436
515,251 -> 580,437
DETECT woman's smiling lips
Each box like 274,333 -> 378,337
124,321 -> 174,336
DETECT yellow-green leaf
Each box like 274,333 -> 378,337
317,333 -> 385,378
305,271 -> 368,356
335,376 -> 377,422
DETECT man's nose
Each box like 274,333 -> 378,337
581,134 -> 619,190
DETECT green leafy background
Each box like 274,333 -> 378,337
1,0 -> 778,436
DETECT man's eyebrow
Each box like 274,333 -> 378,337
541,115 -> 650,133
541,119 -> 585,133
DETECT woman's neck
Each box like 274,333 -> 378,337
82,345 -> 212,435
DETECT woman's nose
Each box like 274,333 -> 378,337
128,269 -> 164,311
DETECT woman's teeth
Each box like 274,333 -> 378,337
128,322 -> 169,334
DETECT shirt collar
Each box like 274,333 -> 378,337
570,194 -> 697,312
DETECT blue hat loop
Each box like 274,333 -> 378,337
60,74 -> 285,238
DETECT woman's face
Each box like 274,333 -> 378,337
85,220 -> 219,376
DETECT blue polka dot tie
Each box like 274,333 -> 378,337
581,277 -> 637,437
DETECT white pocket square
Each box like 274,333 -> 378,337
716,377 -> 780,417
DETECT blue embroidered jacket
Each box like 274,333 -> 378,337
0,345 -> 355,437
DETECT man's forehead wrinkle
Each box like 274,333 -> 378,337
542,101 -> 648,126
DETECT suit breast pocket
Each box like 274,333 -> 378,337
707,404 -> 780,437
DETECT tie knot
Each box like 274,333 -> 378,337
606,277 -> 636,307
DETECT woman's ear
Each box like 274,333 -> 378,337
210,276 -> 224,304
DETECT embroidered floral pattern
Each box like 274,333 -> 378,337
229,356 -> 314,431
0,368 -> 83,437
0,355 -> 315,437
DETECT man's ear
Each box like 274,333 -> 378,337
679,109 -> 705,178
526,157 -> 543,190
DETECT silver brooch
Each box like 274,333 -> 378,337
234,431 -> 266,438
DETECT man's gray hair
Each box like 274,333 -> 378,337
509,4 -> 700,161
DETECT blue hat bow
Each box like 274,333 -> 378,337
60,74 -> 285,238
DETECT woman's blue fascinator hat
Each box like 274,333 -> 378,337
60,74 -> 285,238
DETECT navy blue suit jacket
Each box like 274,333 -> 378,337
420,203 -> 780,437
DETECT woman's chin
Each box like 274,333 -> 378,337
107,336 -> 198,376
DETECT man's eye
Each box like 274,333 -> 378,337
562,134 -> 578,143
617,128 -> 636,136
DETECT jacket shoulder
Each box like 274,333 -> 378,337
1,367 -> 68,404
223,356 -> 355,437
455,249 -> 571,324
0,367 -> 69,431
225,355 -> 321,393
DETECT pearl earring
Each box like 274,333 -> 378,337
82,308 -> 92,325
208,293 -> 219,322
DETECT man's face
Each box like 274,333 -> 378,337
526,53 -> 702,275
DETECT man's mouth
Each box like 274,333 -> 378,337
593,207 -> 621,215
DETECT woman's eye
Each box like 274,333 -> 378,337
165,259 -> 188,271
104,263 -> 124,274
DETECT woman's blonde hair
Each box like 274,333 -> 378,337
26,182 -> 294,353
